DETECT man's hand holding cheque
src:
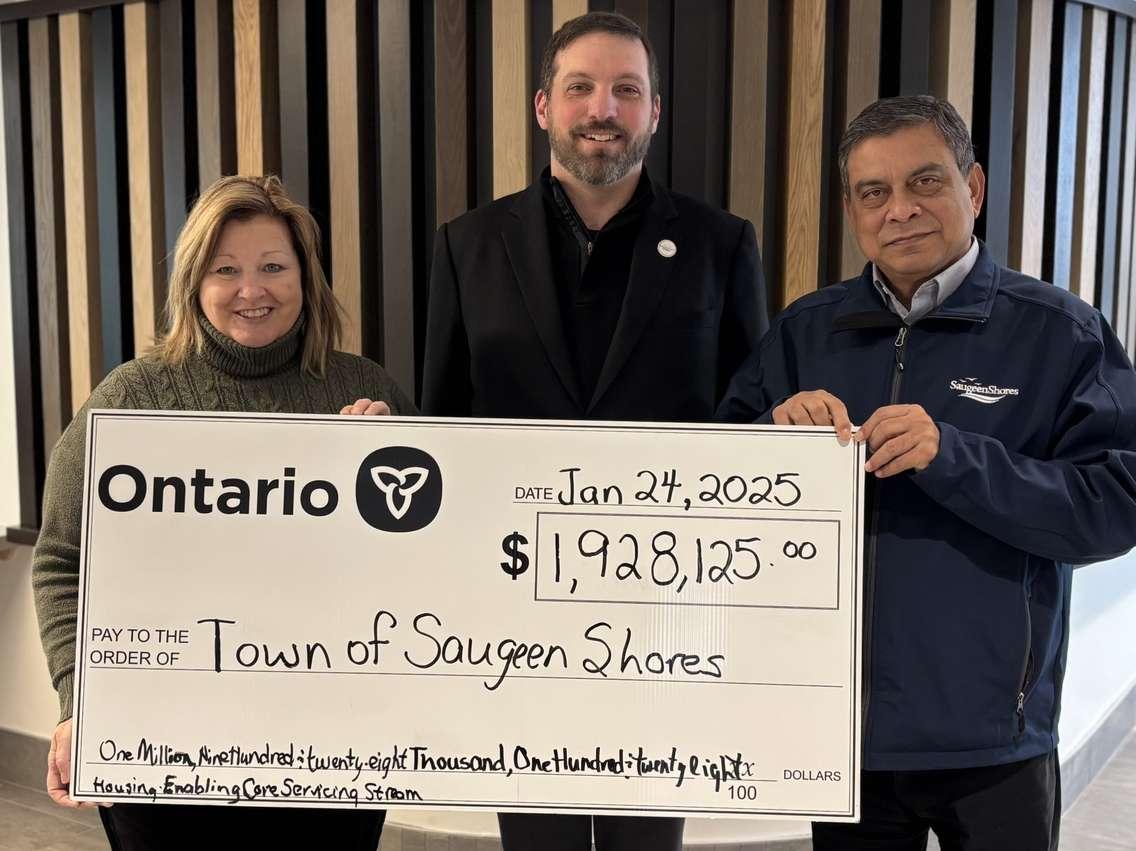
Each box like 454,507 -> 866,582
773,392 -> 940,478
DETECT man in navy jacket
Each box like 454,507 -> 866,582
719,95 -> 1136,850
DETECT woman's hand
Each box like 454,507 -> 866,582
340,399 -> 391,416
47,719 -> 107,808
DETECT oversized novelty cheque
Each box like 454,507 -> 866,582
71,412 -> 866,820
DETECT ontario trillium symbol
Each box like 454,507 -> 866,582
370,466 -> 430,519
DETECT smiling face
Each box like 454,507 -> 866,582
535,31 -> 660,186
197,214 -> 303,348
844,122 -> 985,295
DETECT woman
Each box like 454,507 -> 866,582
32,175 -> 408,848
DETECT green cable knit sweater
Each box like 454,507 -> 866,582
32,318 -> 416,720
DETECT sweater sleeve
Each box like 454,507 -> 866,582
32,369 -> 137,721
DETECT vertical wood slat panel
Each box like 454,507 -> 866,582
28,16 -> 70,448
159,0 -> 189,252
615,0 -> 648,27
434,0 -> 469,226
1118,29 -> 1136,355
1070,7 -> 1108,304
643,0 -> 671,183
378,0 -> 415,391
782,0 -> 828,308
277,0 -> 309,205
671,0 -> 728,205
528,0 -> 551,183
234,0 -> 280,175
492,0 -> 529,198
978,0 -> 1018,266
1122,34 -> 1131,354
91,7 -> 129,373
834,0 -> 881,280
728,0 -> 769,234
59,11 -> 103,411
931,0 -> 976,128
2,21 -> 44,532
899,0 -> 932,94
552,0 -> 587,29
195,0 -> 236,187
124,1 -> 166,352
326,0 -> 362,354
1050,2 -> 1083,290
1098,15 -> 1127,326
1009,0 -> 1052,278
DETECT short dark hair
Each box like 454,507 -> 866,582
838,95 -> 976,197
539,12 -> 659,100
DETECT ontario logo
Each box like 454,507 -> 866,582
355,447 -> 443,532
949,377 -> 1020,405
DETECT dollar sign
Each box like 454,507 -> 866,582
501,532 -> 530,579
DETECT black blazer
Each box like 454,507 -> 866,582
421,176 -> 768,421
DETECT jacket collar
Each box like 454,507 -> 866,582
832,240 -> 999,332
501,171 -> 679,412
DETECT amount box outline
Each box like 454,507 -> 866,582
532,511 -> 842,610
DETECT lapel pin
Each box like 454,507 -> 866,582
657,239 -> 677,258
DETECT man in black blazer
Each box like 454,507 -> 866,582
422,11 -> 768,851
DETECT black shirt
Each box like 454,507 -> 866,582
541,167 -> 653,404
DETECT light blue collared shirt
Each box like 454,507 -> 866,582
873,238 -> 979,325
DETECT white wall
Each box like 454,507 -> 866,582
0,31 -> 21,532
1060,549 -> 1136,753
0,543 -> 62,738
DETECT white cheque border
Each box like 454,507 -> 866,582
72,412 -> 866,819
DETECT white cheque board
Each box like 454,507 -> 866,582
72,412 -> 866,820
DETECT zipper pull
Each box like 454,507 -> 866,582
894,326 -> 908,372
586,240 -> 593,256
1016,692 -> 1026,733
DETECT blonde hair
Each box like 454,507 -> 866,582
152,175 -> 342,376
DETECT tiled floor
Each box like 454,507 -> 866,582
2,729 -> 1134,850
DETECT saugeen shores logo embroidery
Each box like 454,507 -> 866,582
355,446 -> 443,532
949,377 -> 1020,405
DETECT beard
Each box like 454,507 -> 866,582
547,118 -> 653,186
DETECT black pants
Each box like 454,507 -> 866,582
99,802 -> 385,850
497,813 -> 684,851
812,751 -> 1060,851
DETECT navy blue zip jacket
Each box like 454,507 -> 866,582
718,245 -> 1136,770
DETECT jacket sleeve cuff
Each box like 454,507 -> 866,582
911,420 -> 961,494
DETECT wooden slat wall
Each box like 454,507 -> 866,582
553,0 -> 587,28
58,11 -> 102,411
195,0 -> 235,188
28,17 -> 69,451
378,0 -> 415,393
492,0 -> 529,198
326,0 -> 364,355
1098,15 -> 1128,325
434,0 -> 469,227
727,0 -> 770,236
159,0 -> 189,254
123,0 -> 165,352
931,0 -> 977,128
6,0 -> 1136,533
90,6 -> 129,374
1070,7 -> 1108,304
833,0 -> 882,281
782,0 -> 828,306
277,0 -> 308,206
975,0 -> 1019,266
234,0 -> 279,176
2,20 -> 45,536
1009,0 -> 1053,278
1050,2 -> 1083,290
1119,32 -> 1136,352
